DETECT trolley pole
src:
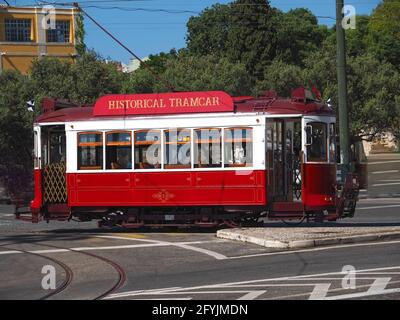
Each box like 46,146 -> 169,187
336,0 -> 351,181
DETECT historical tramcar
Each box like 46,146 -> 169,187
22,88 -> 359,227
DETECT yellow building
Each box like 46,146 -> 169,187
0,4 -> 79,74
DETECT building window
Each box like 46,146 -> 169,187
77,132 -> 103,170
47,20 -> 70,43
224,128 -> 253,167
164,129 -> 191,169
106,131 -> 132,169
134,130 -> 161,169
194,128 -> 222,168
5,19 -> 31,42
306,122 -> 328,162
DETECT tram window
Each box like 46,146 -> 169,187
134,130 -> 161,169
164,129 -> 191,169
194,128 -> 222,168
224,128 -> 253,167
306,122 -> 327,162
77,132 -> 103,170
106,131 -> 132,169
329,123 -> 336,163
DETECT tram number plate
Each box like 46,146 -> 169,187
165,214 -> 175,221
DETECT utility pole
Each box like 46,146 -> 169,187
336,0 -> 351,181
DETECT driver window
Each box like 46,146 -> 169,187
306,122 -> 327,162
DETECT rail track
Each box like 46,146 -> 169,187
2,241 -> 126,300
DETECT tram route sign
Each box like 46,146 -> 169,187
93,91 -> 234,116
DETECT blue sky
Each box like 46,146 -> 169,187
13,0 -> 381,64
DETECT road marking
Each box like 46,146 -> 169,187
371,170 -> 399,175
357,204 -> 400,210
367,277 -> 391,293
237,290 -> 266,300
0,250 -> 21,255
0,236 -> 227,260
372,182 -> 400,187
227,239 -> 400,260
96,235 -> 228,260
325,287 -> 400,300
114,233 -> 147,239
271,279 -> 400,300
133,298 -> 193,300
107,287 -> 184,299
368,160 -> 400,165
104,266 -> 400,299
308,283 -> 331,300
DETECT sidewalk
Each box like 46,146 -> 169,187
216,226 -> 400,249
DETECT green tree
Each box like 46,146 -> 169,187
0,70 -> 35,197
124,53 -> 251,96
255,60 -> 305,96
366,0 -> 400,67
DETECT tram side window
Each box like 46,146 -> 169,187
164,129 -> 191,169
194,128 -> 222,168
134,130 -> 161,169
77,132 -> 103,170
329,123 -> 336,163
306,122 -> 327,162
224,128 -> 253,167
106,131 -> 132,169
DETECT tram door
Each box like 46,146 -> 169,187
266,119 -> 302,202
41,125 -> 68,205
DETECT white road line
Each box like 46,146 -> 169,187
96,235 -> 228,260
237,290 -> 266,300
357,204 -> 400,210
308,283 -> 331,300
271,280 -> 400,300
325,288 -> 400,300
171,242 -> 227,260
371,170 -> 399,175
132,298 -> 193,300
367,277 -> 391,293
368,160 -> 400,165
372,182 -> 400,187
105,266 -> 400,299
0,250 -> 21,255
0,236 -> 227,260
227,239 -> 400,260
106,287 -> 183,299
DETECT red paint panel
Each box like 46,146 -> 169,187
30,168 -> 42,213
134,172 -> 192,188
94,91 -> 234,116
76,173 -> 130,188
67,170 -> 266,207
302,163 -> 336,207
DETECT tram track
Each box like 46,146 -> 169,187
1,240 -> 126,300
2,245 -> 74,300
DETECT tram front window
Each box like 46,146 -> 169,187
306,122 -> 327,162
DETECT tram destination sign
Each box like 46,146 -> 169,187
93,91 -> 234,116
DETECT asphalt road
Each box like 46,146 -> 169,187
0,153 -> 399,300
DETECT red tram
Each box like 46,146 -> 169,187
21,87 -> 359,227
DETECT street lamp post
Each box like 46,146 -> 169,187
336,0 -> 351,181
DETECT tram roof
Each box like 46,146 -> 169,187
35,88 -> 335,124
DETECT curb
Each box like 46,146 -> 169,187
216,230 -> 400,249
